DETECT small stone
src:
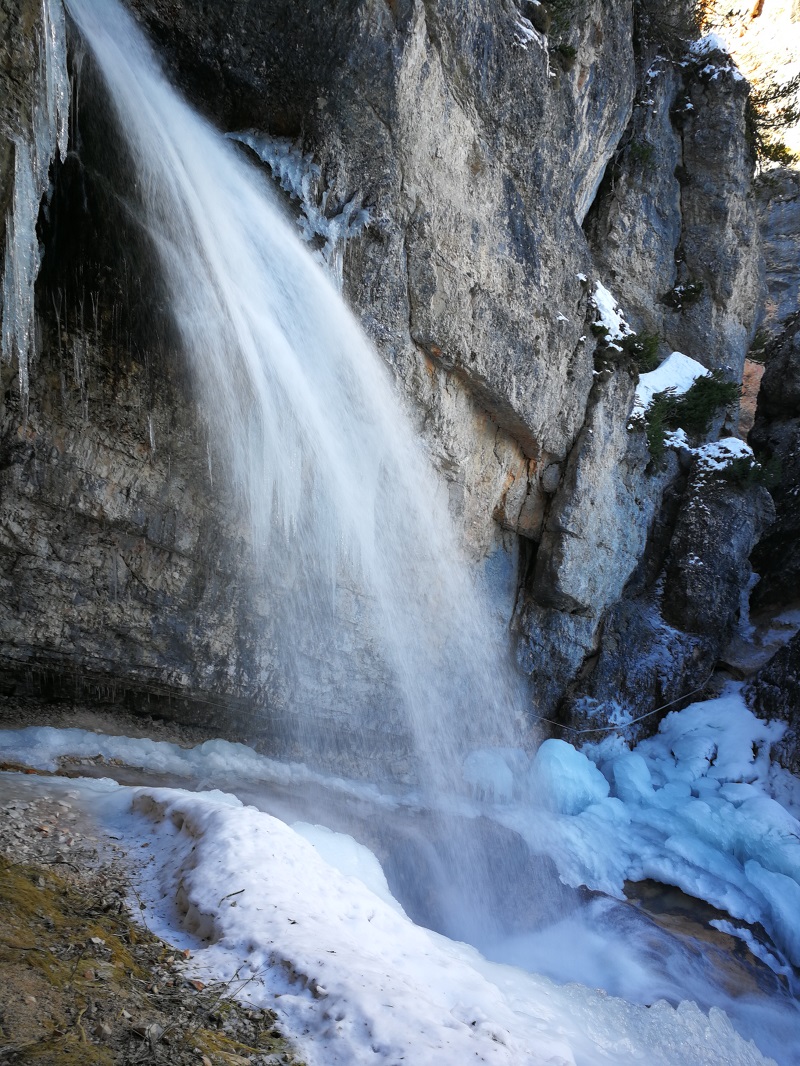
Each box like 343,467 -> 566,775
24,995 -> 37,1006
145,1021 -> 164,1045
201,1056 -> 212,1066
94,1022 -> 113,1040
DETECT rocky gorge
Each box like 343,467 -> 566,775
3,3 -> 800,1064
0,0 -> 799,771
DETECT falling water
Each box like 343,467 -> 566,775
63,0 -> 531,938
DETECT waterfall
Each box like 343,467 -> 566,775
61,0 -> 534,938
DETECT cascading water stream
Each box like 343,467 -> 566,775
63,0 -> 534,943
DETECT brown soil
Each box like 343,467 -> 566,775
0,770 -> 305,1066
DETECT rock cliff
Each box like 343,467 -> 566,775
0,0 -> 780,769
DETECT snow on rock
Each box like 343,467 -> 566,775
689,34 -> 730,57
590,282 -> 634,349
513,16 -> 546,54
632,351 -> 709,418
508,686 -> 800,969
693,437 -> 754,475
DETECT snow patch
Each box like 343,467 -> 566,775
591,282 -> 634,350
690,34 -> 730,57
632,351 -> 709,419
693,436 -> 753,474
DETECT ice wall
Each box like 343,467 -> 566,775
1,0 -> 69,409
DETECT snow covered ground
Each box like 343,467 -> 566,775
1,684 -> 799,1065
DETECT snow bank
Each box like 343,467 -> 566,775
632,351 -> 709,418
0,726 -> 392,806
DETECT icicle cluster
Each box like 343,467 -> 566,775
1,0 -> 70,409
227,131 -> 370,291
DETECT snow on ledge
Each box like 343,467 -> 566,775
694,436 -> 754,474
690,33 -> 730,57
632,351 -> 709,419
591,281 -> 634,350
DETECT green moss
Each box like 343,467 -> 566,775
190,1025 -> 306,1064
628,139 -> 655,169
0,852 -> 306,1066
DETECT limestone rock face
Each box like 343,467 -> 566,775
587,35 -> 761,379
662,467 -> 774,638
750,312 -> 800,612
746,632 -> 800,775
756,168 -> 800,335
533,369 -> 656,615
0,0 -> 772,759
0,336 -> 287,741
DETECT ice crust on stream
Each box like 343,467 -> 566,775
7,771 -> 772,1066
2,684 -> 799,973
2,684 -> 799,1063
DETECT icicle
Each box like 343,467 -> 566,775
227,131 -> 370,290
2,141 -> 40,405
0,0 -> 70,410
